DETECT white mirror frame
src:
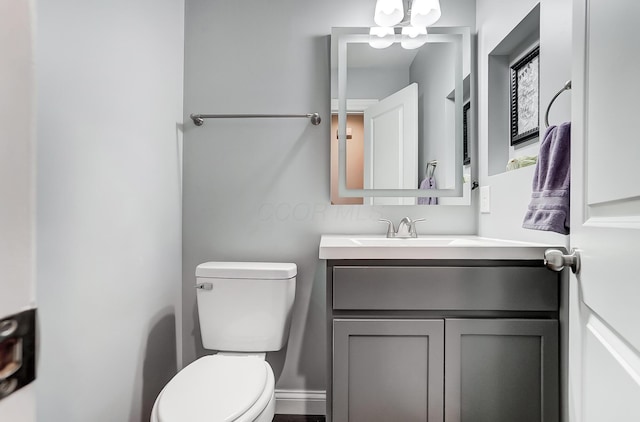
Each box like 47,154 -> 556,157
335,27 -> 470,198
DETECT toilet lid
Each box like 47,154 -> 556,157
157,355 -> 269,422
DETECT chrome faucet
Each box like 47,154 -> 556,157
379,217 -> 425,238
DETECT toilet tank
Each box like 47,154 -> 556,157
195,262 -> 296,352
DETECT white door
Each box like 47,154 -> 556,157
364,83 -> 418,205
569,0 -> 640,421
0,1 -> 36,420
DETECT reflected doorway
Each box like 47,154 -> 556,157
331,114 -> 364,205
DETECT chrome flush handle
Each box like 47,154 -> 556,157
544,248 -> 581,274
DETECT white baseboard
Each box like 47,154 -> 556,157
275,389 -> 326,415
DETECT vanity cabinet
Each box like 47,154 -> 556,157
444,319 -> 558,422
326,261 -> 560,422
333,318 -> 445,422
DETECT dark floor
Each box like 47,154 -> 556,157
273,415 -> 325,422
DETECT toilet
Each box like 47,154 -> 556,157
151,261 -> 297,422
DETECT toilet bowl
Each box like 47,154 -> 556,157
151,355 -> 275,422
151,262 -> 296,422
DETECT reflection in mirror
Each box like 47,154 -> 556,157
330,26 -> 473,205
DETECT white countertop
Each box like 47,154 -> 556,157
319,234 -> 562,260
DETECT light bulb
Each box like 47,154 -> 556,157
374,0 -> 404,27
401,26 -> 427,49
369,27 -> 395,49
410,0 -> 442,27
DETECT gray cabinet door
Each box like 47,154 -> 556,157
444,319 -> 559,422
333,319 -> 445,422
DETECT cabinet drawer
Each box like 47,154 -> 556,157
332,266 -> 558,311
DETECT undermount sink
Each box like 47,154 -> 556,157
349,237 -> 456,247
319,234 -> 556,260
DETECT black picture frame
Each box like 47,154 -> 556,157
463,101 -> 471,165
510,46 -> 540,145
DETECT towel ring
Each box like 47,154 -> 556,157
426,160 -> 437,178
544,80 -> 572,128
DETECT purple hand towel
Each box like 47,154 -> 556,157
522,122 -> 571,234
418,177 -> 438,205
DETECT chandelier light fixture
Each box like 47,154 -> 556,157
369,26 -> 396,49
401,26 -> 428,50
370,0 -> 441,49
410,0 -> 442,27
374,0 -> 405,26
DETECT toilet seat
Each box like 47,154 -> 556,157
155,355 -> 275,422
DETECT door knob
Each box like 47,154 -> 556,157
544,248 -> 581,274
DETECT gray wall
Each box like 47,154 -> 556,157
36,1 -> 184,421
411,43 -> 457,188
477,0 -> 572,245
476,5 -> 573,418
340,67 -> 409,100
0,1 -> 36,420
183,0 -> 477,395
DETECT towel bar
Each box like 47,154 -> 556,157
544,81 -> 571,128
190,113 -> 321,126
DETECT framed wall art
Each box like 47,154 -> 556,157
463,101 -> 471,165
510,46 -> 540,145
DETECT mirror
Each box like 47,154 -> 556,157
330,25 -> 473,205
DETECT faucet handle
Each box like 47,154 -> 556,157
378,219 -> 395,238
409,218 -> 426,237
